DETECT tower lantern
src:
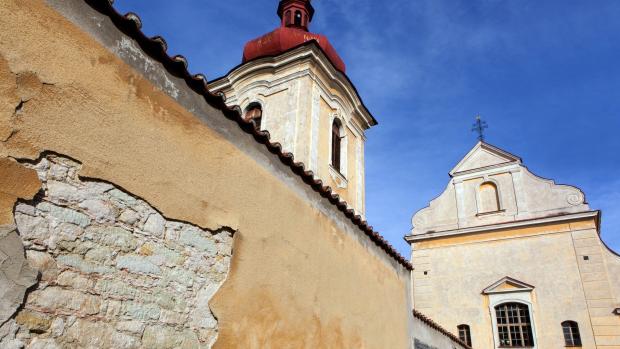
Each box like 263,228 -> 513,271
278,0 -> 314,31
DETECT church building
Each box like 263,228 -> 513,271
407,141 -> 620,348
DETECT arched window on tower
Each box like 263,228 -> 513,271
479,181 -> 500,213
285,10 -> 292,26
495,302 -> 534,347
331,119 -> 343,173
244,102 -> 262,130
562,321 -> 582,347
457,324 -> 472,347
294,10 -> 302,27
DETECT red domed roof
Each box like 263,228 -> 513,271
241,0 -> 346,73
242,27 -> 346,73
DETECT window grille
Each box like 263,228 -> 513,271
495,303 -> 534,347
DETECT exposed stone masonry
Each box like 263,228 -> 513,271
0,155 -> 234,349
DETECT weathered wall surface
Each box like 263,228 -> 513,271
413,223 -> 599,349
0,0 -> 413,348
1,154 -> 233,348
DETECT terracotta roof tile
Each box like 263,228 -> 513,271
412,309 -> 471,348
83,0 -> 412,271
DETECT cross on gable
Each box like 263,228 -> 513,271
472,115 -> 488,142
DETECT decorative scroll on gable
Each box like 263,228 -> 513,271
410,142 -> 591,236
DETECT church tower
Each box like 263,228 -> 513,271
208,0 -> 376,216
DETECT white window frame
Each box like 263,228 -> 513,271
488,293 -> 538,349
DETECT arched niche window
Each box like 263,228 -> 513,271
495,302 -> 534,347
244,102 -> 262,130
285,10 -> 292,26
479,181 -> 500,213
457,324 -> 472,347
331,119 -> 343,173
294,10 -> 302,26
562,321 -> 582,347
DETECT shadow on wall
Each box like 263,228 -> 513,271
0,153 -> 235,349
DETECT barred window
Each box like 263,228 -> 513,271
495,303 -> 534,347
458,324 -> 472,347
562,321 -> 582,347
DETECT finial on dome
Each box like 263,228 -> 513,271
277,0 -> 315,31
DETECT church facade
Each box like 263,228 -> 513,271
407,142 -> 620,348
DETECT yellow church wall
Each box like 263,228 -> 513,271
413,227 -> 600,349
0,1 -> 413,348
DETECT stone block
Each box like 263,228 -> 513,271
116,255 -> 161,275
141,243 -> 184,267
85,245 -> 115,263
79,199 -> 116,223
26,251 -> 58,282
108,189 -> 138,207
85,226 -> 137,252
116,320 -> 145,335
56,254 -> 114,274
64,319 -> 139,349
95,279 -> 138,299
36,202 -> 91,228
50,317 -> 65,337
56,271 -> 92,289
14,213 -> 49,241
15,310 -> 51,332
29,287 -> 101,316
160,309 -> 186,325
55,223 -> 82,242
121,301 -> 161,321
119,209 -> 140,225
143,212 -> 165,237
179,228 -> 217,255
142,326 -> 200,349
46,180 -> 83,203
25,338 -> 61,349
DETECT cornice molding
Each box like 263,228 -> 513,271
208,43 -> 376,129
405,211 -> 600,243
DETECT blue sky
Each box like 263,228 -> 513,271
114,0 -> 620,257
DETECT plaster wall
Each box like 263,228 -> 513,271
413,225 -> 599,349
412,316 -> 467,349
0,0 -> 413,348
